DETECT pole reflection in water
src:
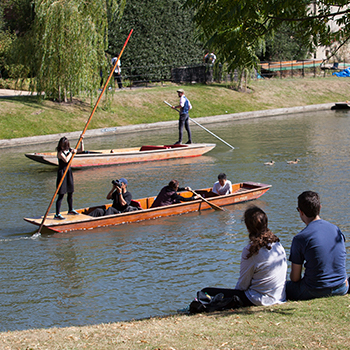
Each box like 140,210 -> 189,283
0,109 -> 349,331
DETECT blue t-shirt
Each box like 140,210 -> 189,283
289,219 -> 346,289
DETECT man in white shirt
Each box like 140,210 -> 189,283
172,89 -> 192,144
212,173 -> 232,195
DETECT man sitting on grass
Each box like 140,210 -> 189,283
286,191 -> 349,300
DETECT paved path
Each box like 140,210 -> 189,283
0,88 -> 37,97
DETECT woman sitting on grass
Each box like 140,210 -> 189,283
185,206 -> 287,313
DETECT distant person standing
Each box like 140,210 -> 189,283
204,51 -> 216,65
111,53 -> 122,89
209,52 -> 216,65
172,89 -> 192,145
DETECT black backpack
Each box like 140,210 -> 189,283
189,290 -> 243,314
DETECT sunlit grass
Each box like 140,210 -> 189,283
1,295 -> 349,349
1,77 -> 350,139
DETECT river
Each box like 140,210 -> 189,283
0,109 -> 349,332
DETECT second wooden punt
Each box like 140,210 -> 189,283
25,143 -> 216,168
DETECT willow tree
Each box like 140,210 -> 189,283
32,0 -> 125,102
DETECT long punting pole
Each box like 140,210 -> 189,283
163,100 -> 235,150
36,30 -> 133,235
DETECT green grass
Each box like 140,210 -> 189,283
1,77 -> 350,139
1,295 -> 349,349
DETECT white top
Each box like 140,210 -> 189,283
212,180 -> 232,195
235,242 -> 287,306
179,95 -> 192,110
209,53 -> 216,64
112,57 -> 121,74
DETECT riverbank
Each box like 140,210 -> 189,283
1,77 -> 350,146
1,295 -> 349,349
0,102 -> 334,148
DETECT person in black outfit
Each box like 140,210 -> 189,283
89,178 -> 136,217
55,137 -> 79,220
151,179 -> 198,208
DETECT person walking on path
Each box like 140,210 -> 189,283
172,89 -> 192,144
286,191 -> 349,300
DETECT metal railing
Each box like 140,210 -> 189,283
113,60 -> 350,87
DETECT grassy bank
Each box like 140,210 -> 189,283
1,77 -> 350,140
1,295 -> 349,349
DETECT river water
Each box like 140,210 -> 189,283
1,109 -> 349,332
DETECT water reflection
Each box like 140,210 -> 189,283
0,110 -> 349,331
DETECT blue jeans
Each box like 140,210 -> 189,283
286,278 -> 349,301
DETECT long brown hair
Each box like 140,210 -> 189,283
243,206 -> 279,258
56,137 -> 70,152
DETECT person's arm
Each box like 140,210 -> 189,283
122,191 -> 132,206
173,96 -> 185,110
226,180 -> 232,194
107,185 -> 117,200
171,191 -> 197,202
290,263 -> 302,282
77,135 -> 84,152
212,182 -> 219,194
117,192 -> 127,207
57,149 -> 76,163
235,246 -> 255,290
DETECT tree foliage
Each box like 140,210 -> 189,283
33,0 -> 126,101
1,0 -> 125,101
185,0 -> 350,70
257,23 -> 310,61
108,0 -> 203,81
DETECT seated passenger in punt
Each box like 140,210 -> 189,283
180,206 -> 287,313
89,178 -> 139,217
151,179 -> 198,208
212,172 -> 232,195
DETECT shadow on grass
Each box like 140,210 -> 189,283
1,95 -> 91,112
138,305 -> 297,324
0,95 -> 41,104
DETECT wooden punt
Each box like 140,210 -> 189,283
25,143 -> 216,168
24,181 -> 271,233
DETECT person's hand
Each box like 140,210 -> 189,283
171,106 -> 175,109
185,186 -> 192,191
72,148 -> 77,154
115,185 -> 122,194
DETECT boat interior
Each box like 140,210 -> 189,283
81,182 -> 261,214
